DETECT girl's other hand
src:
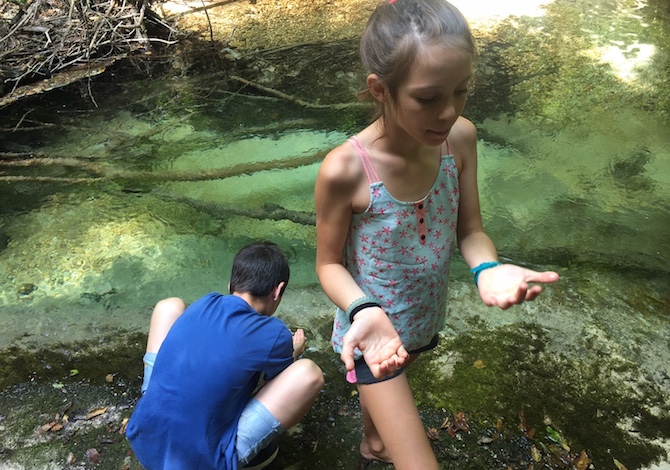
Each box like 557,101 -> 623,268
341,307 -> 409,379
477,264 -> 559,309
293,328 -> 306,359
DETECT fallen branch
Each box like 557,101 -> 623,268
155,191 -> 316,226
0,148 -> 329,183
109,149 -> 329,182
230,75 -> 369,110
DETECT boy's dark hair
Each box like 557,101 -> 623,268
229,242 -> 290,297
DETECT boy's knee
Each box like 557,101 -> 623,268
154,297 -> 186,316
294,359 -> 325,392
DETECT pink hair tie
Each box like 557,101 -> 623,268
389,0 -> 397,3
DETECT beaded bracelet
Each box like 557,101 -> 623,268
346,296 -> 382,324
470,261 -> 501,287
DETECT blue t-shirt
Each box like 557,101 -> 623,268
126,293 -> 294,470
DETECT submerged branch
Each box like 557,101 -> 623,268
155,191 -> 316,226
0,149 -> 328,183
229,75 -> 369,110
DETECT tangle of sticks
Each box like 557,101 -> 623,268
0,0 -> 177,100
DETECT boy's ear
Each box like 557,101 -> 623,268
274,281 -> 287,301
367,74 -> 388,102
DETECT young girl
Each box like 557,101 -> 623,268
314,0 -> 559,468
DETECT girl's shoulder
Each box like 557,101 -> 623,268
318,138 -> 365,185
447,117 -> 477,173
448,116 -> 477,149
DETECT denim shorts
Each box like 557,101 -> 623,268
140,353 -> 284,464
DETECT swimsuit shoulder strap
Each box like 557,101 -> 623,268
441,139 -> 452,156
348,136 -> 380,184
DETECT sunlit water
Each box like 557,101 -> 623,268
0,0 -> 669,467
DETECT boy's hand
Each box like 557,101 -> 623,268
341,307 -> 408,379
292,328 -> 306,359
477,264 -> 559,309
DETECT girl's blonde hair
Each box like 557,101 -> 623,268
359,0 -> 476,123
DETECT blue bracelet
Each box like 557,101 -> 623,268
470,261 -> 501,287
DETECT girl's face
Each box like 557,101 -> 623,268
389,43 -> 473,147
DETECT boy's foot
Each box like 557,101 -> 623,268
244,441 -> 279,470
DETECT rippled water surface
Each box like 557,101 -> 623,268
0,0 -> 669,468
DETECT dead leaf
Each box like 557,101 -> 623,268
86,407 -> 108,420
426,427 -> 439,441
473,359 -> 485,369
531,445 -> 542,462
575,450 -> 591,470
40,421 -> 58,432
119,417 -> 129,435
453,411 -> 470,432
496,418 -> 504,432
477,435 -> 495,445
613,458 -> 628,470
86,448 -> 101,464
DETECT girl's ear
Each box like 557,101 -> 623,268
367,74 -> 388,103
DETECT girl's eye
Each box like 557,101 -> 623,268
416,97 -> 436,104
455,88 -> 469,96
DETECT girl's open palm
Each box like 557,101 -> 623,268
476,264 -> 559,309
341,307 -> 409,379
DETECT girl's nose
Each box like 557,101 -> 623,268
439,103 -> 456,121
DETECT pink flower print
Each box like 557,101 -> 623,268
401,246 -> 410,256
400,230 -> 408,239
401,209 -> 410,219
373,187 -> 381,197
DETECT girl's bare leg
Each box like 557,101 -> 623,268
358,370 -> 438,469
359,354 -> 436,469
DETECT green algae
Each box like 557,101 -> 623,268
410,321 -> 670,468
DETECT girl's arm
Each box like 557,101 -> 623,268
452,117 -> 559,308
315,144 -> 408,376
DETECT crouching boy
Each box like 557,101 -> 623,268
126,242 -> 324,469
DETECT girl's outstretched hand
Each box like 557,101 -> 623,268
477,264 -> 559,309
292,328 -> 306,359
341,307 -> 409,379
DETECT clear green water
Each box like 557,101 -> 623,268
0,0 -> 669,468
